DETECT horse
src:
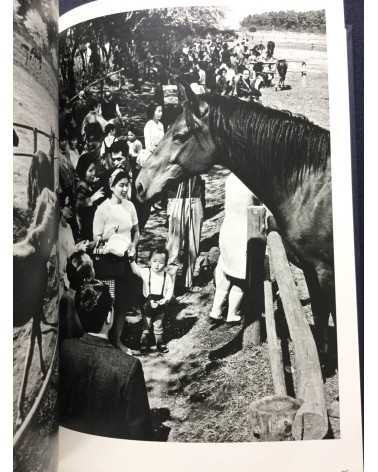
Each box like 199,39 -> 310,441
135,82 -> 335,366
276,59 -> 288,90
266,41 -> 275,59
14,188 -> 59,427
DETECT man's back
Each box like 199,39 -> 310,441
60,334 -> 152,440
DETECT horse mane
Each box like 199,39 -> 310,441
204,95 -> 330,190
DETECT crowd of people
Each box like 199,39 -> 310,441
58,30 -> 276,441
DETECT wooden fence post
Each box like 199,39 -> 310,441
33,128 -> 38,153
243,205 -> 266,347
264,256 -> 287,396
267,231 -> 328,440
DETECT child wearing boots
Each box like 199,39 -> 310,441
130,248 -> 173,353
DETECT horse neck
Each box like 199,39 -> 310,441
209,102 -> 283,213
209,99 -> 329,221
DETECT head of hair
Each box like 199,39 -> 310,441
109,168 -> 129,188
68,129 -> 80,142
104,123 -> 115,135
149,247 -> 168,264
88,97 -> 99,110
75,280 -> 113,333
76,151 -> 98,181
110,139 -> 129,156
84,122 -> 103,142
66,250 -> 95,291
147,101 -> 163,120
127,125 -> 138,136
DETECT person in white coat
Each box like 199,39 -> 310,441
209,173 -> 255,324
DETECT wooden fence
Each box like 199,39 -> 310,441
244,205 -> 328,441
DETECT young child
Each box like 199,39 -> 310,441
130,248 -> 174,353
127,126 -> 143,166
100,123 -> 116,160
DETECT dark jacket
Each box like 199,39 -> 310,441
75,180 -> 97,241
236,77 -> 261,101
60,334 -> 153,440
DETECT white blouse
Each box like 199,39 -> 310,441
143,120 -> 164,154
93,199 -> 138,250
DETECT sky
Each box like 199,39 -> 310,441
222,0 -> 327,29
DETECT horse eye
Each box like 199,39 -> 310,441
173,133 -> 189,143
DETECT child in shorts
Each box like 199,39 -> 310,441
130,248 -> 174,353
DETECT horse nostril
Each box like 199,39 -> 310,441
136,182 -> 144,196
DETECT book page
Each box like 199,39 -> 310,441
58,0 -> 362,471
13,0 -> 60,471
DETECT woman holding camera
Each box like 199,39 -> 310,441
93,168 -> 140,354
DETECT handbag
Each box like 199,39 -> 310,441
92,239 -> 127,280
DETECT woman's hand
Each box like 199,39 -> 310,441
90,187 -> 104,204
128,244 -> 136,259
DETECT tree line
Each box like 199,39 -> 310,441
240,10 -> 326,34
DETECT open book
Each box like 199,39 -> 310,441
13,1 -> 363,471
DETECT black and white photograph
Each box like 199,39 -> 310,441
13,0 -> 59,470
58,4 -> 340,444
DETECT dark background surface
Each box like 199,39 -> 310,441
59,0 -> 364,410
342,0 -> 363,416
60,0 -> 94,14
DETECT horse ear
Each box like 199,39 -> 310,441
177,82 -> 190,103
177,80 -> 208,119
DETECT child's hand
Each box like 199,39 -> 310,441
158,299 -> 166,306
150,300 -> 158,309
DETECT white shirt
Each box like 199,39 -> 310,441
144,120 -> 164,154
139,267 -> 174,300
93,199 -> 138,250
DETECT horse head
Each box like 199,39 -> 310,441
136,82 -> 217,203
